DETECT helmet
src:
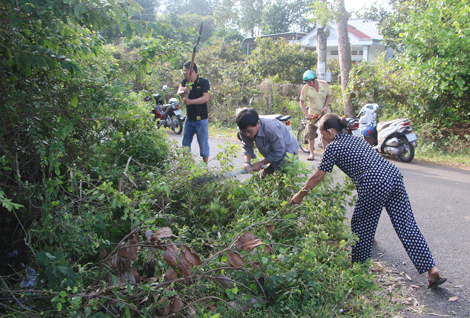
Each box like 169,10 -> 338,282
362,125 -> 375,138
169,97 -> 178,105
303,70 -> 316,83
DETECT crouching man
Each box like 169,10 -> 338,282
236,109 -> 300,177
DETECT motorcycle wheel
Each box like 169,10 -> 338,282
397,136 -> 415,162
297,127 -> 310,154
170,115 -> 183,134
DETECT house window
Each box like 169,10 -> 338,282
330,50 -> 338,55
351,50 -> 364,56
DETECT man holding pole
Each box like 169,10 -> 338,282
177,61 -> 211,165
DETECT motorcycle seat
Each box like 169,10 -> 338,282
279,115 -> 292,122
377,119 -> 405,132
260,114 -> 283,120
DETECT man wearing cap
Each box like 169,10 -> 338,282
177,61 -> 211,165
299,70 -> 331,160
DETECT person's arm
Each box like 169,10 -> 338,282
183,93 -> 210,106
177,85 -> 186,96
183,78 -> 211,105
300,85 -> 313,120
240,135 -> 256,173
321,83 -> 331,115
290,169 -> 327,204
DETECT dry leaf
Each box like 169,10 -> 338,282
263,245 -> 273,253
171,296 -> 183,313
128,233 -> 139,260
153,227 -> 173,239
177,253 -> 193,276
235,232 -> 255,249
164,268 -> 178,281
448,296 -> 459,302
131,267 -> 140,283
410,284 -> 420,288
123,269 -> 136,283
227,252 -> 244,268
99,248 -> 107,262
265,224 -> 275,234
188,305 -> 196,316
117,233 -> 139,260
181,245 -> 202,265
163,240 -> 178,267
241,239 -> 262,251
108,254 -> 118,269
252,262 -> 260,269
212,275 -> 235,288
157,296 -> 171,315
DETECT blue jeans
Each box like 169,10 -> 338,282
182,119 -> 210,158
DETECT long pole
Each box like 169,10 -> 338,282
187,22 -> 204,92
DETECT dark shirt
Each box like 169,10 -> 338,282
180,76 -> 210,121
240,118 -> 299,170
318,133 -> 401,191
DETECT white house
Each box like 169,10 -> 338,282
240,19 -> 392,64
297,19 -> 393,64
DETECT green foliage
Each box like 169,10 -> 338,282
394,0 -> 470,124
246,38 -> 317,84
1,127 -> 404,317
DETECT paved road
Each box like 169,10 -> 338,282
168,131 -> 470,317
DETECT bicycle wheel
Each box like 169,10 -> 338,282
297,127 -> 310,153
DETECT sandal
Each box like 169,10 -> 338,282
428,277 -> 447,289
307,156 -> 315,161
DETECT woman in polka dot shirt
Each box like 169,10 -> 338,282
290,113 -> 446,288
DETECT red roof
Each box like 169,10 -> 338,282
348,25 -> 371,39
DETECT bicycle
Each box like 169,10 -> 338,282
296,113 -> 324,154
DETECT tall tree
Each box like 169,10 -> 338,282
334,0 -> 354,116
311,0 -> 354,115
260,0 -> 312,34
132,0 -> 160,21
239,0 -> 265,36
313,0 -> 330,81
360,0 -> 429,50
163,0 -> 216,16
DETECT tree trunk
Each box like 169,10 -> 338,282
316,27 -> 328,81
334,0 -> 355,117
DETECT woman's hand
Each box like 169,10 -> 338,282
290,191 -> 306,204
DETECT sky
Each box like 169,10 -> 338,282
345,0 -> 384,12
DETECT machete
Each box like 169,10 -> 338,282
185,22 -> 203,96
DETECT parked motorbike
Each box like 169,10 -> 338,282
236,96 -> 293,141
347,103 -> 418,162
146,87 -> 185,134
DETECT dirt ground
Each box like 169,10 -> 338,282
374,261 -> 470,317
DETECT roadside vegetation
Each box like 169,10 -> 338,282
1,0 -> 469,316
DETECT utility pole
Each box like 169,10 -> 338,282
316,0 -> 328,81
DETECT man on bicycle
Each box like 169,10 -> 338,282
299,70 -> 331,160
